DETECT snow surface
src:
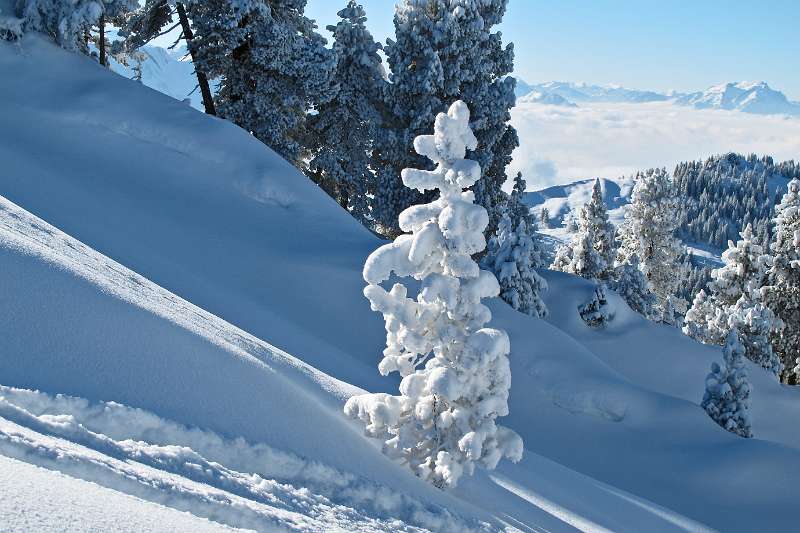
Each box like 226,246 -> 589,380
0,455 -> 241,532
2,34 -> 800,532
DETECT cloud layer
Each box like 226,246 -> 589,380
510,101 -> 800,189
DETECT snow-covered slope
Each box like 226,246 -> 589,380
4,34 -> 800,532
675,81 -> 800,116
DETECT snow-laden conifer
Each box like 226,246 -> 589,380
117,0 -> 216,115
610,253 -> 655,318
728,296 -> 782,377
344,101 -> 523,489
483,172 -> 547,317
579,283 -> 612,328
483,213 -> 548,318
585,179 -> 616,269
762,178 -> 800,382
373,0 -> 516,237
617,168 -> 684,315
684,224 -> 782,375
307,1 -> 384,225
17,0 -> 135,54
701,329 -> 753,438
552,180 -> 615,280
187,0 -> 334,164
708,224 -> 768,309
683,289 -> 723,344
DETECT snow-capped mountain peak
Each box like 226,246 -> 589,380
517,90 -> 578,107
675,81 -> 800,115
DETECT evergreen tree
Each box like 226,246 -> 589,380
483,213 -> 548,318
728,296 -> 782,377
762,178 -> 800,383
684,224 -> 781,375
118,0 -> 216,115
617,168 -> 684,314
306,1 -> 384,225
551,179 -> 615,280
187,0 -> 335,164
585,179 -> 616,269
540,207 -> 550,228
610,253 -> 655,318
579,283 -> 612,328
683,289 -> 723,344
344,101 -> 523,488
373,0 -> 516,237
17,0 -> 135,55
707,224 -> 768,309
701,329 -> 753,438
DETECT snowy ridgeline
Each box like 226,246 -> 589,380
4,33 -> 800,533
516,80 -> 800,116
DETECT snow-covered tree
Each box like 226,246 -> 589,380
684,224 -> 782,376
540,207 -> 550,228
617,168 -> 684,314
585,179 -> 616,268
555,231 -> 605,279
187,0 -> 335,164
564,214 -> 578,233
707,224 -> 768,309
344,101 -> 523,489
117,0 -> 216,115
0,6 -> 23,40
610,253 -> 655,318
762,178 -> 800,383
683,289 -> 723,344
579,283 -> 612,328
307,1 -> 384,225
483,213 -> 548,318
17,0 -> 135,55
552,180 -> 615,280
728,296 -> 782,377
660,294 -> 686,328
372,0 -> 517,237
701,329 -> 753,438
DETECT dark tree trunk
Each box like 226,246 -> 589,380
175,2 -> 217,116
99,16 -> 107,66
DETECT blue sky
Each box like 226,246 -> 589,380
307,0 -> 800,100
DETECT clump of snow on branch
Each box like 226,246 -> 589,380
345,100 -> 523,489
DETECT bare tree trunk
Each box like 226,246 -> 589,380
99,14 -> 107,67
175,2 -> 217,116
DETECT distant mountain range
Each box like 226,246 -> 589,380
513,79 -> 800,116
517,90 -> 578,107
522,81 -> 669,104
675,81 -> 800,115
